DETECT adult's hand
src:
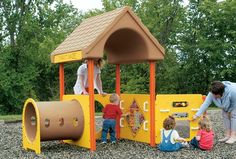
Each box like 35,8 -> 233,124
82,90 -> 89,95
101,92 -> 107,97
192,114 -> 199,121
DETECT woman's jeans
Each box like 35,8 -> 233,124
101,119 -> 116,142
222,107 -> 236,132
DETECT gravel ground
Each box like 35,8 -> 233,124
1,110 -> 236,159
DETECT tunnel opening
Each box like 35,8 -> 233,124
24,102 -> 37,142
105,28 -> 148,64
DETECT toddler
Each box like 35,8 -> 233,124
190,117 -> 214,150
101,93 -> 122,143
159,116 -> 188,152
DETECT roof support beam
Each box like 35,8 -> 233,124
88,59 -> 96,151
59,63 -> 64,101
116,64 -> 121,139
149,61 -> 156,147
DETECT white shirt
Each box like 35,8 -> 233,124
73,63 -> 101,94
160,129 -> 180,144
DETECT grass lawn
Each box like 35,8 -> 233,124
0,114 -> 22,121
95,112 -> 102,116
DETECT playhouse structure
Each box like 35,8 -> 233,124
22,6 -> 203,154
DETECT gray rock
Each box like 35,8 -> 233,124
0,110 -> 235,159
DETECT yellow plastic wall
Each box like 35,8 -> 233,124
119,94 -> 150,143
95,94 -> 151,143
63,95 -> 91,149
155,94 -> 203,144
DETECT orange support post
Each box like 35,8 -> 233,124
59,63 -> 64,101
116,64 -> 121,139
149,61 -> 156,147
116,64 -> 121,95
88,59 -> 96,151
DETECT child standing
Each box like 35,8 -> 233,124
190,117 -> 214,150
159,116 -> 188,152
101,93 -> 122,144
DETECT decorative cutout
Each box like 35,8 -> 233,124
175,120 -> 190,138
172,101 -> 188,107
45,118 -> 50,128
172,112 -> 188,118
126,99 -> 145,136
73,117 -> 79,127
59,117 -> 64,126
30,116 -> 36,126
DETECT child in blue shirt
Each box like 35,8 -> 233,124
159,116 -> 188,152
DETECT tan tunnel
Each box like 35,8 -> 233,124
23,99 -> 84,141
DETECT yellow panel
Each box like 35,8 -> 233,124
120,94 -> 150,143
63,95 -> 91,149
94,94 -> 110,107
155,94 -> 203,144
22,98 -> 41,154
53,51 -> 82,63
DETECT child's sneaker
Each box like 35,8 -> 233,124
101,141 -> 107,144
111,141 -> 116,144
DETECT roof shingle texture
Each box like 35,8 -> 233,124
51,7 -> 125,55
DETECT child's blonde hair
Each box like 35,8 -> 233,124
163,116 -> 176,130
109,93 -> 119,103
198,116 -> 212,132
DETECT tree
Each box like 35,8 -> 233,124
176,0 -> 236,94
0,0 -> 82,114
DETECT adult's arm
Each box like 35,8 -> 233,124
221,95 -> 231,112
195,92 -> 213,117
173,130 -> 186,142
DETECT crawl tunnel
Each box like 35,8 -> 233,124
22,98 -> 84,153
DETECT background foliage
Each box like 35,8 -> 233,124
0,0 -> 235,114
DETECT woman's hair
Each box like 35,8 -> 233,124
163,116 -> 176,130
84,59 -> 105,68
109,93 -> 119,103
198,117 -> 212,132
95,59 -> 105,68
210,81 -> 225,96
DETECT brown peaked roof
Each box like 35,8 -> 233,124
51,7 -> 125,56
51,6 -> 165,64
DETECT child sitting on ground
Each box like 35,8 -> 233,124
190,116 -> 214,150
101,93 -> 122,144
159,115 -> 188,152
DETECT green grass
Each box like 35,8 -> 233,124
95,112 -> 103,116
0,114 -> 22,121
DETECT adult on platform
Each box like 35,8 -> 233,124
73,59 -> 106,95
